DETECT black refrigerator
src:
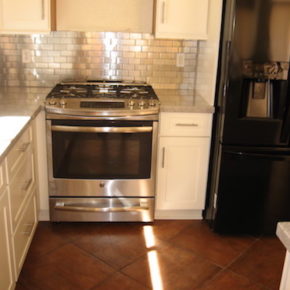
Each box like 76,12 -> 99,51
204,0 -> 290,235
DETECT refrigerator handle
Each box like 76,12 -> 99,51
280,65 -> 290,143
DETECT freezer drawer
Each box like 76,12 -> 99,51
213,148 -> 290,234
50,197 -> 154,222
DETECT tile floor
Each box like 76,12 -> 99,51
16,220 -> 285,290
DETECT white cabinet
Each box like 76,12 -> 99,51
156,113 -> 212,219
154,0 -> 209,39
7,122 -> 38,278
0,120 -> 38,286
0,164 -> 15,290
0,0 -> 56,33
57,0 -> 153,33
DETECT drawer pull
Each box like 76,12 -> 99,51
22,223 -> 34,236
161,1 -> 166,23
55,202 -> 149,213
175,123 -> 199,127
41,0 -> 45,20
162,147 -> 166,168
16,142 -> 30,152
22,178 -> 33,191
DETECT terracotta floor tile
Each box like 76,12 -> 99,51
14,282 -> 28,290
73,223 -> 159,269
93,272 -> 149,290
230,237 -> 285,290
199,270 -> 268,290
170,221 -> 257,267
19,243 -> 115,290
122,242 -> 221,290
151,220 -> 195,241
24,222 -> 70,261
16,221 -> 285,290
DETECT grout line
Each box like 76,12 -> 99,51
224,237 -> 260,269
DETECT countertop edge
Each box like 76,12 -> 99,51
277,222 -> 290,251
0,104 -> 43,164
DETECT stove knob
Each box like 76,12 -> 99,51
149,99 -> 156,106
139,100 -> 145,107
48,99 -> 56,105
60,99 -> 67,107
128,100 -> 135,107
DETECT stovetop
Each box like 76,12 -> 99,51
45,81 -> 160,118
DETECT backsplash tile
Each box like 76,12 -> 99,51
0,31 -> 200,90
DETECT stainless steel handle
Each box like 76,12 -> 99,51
175,123 -> 199,127
55,203 -> 149,213
51,125 -> 153,133
162,147 -> 166,168
16,142 -> 30,152
41,0 -> 45,20
22,178 -> 33,191
161,1 -> 166,23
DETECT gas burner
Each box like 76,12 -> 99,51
45,80 -> 160,116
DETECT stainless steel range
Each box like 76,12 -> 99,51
45,80 -> 160,222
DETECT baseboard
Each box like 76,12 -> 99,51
38,209 -> 50,221
155,210 -> 203,220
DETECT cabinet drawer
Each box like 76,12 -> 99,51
13,192 -> 37,277
7,126 -> 32,178
9,150 -> 35,230
159,113 -> 212,137
0,162 -> 7,196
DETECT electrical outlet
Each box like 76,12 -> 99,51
22,50 -> 33,63
176,53 -> 185,67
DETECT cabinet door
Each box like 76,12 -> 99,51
155,0 -> 209,39
0,0 -> 56,33
156,137 -> 210,210
0,190 -> 14,290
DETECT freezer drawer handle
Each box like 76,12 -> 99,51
54,202 -> 149,213
51,125 -> 152,133
226,151 -> 286,161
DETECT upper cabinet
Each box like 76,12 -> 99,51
154,0 -> 209,39
0,0 -> 56,33
57,0 -> 153,33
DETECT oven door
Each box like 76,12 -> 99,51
47,119 -> 158,197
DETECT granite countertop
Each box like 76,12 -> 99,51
0,86 -> 50,161
155,89 -> 214,113
277,222 -> 290,251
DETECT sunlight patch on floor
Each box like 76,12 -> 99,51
143,225 -> 164,290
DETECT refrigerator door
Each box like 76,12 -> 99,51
213,146 -> 290,234
221,0 -> 290,147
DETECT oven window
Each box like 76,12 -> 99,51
51,121 -> 153,179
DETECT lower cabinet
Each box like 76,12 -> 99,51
13,191 -> 37,277
0,118 -> 39,289
155,112 -> 212,219
156,137 -> 210,210
0,189 -> 15,290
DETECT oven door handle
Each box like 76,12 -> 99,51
51,125 -> 152,133
54,203 -> 149,212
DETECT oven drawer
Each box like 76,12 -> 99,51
49,197 -> 155,222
